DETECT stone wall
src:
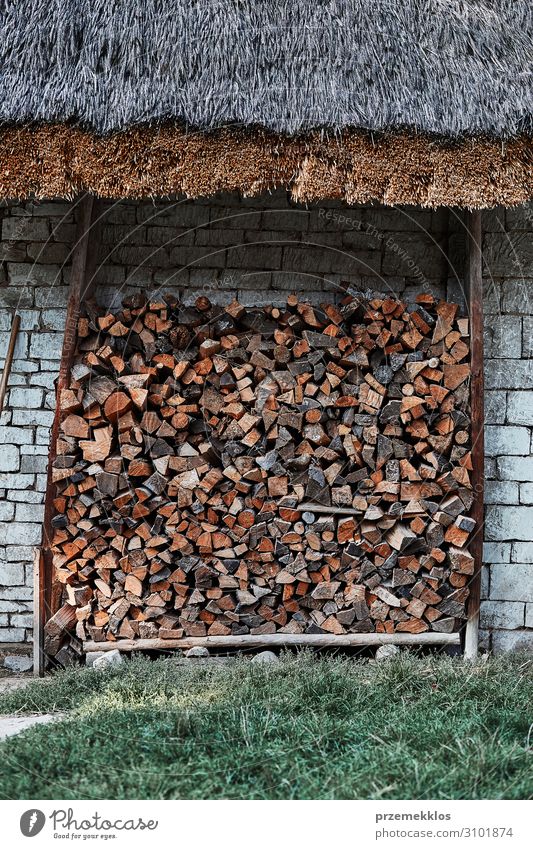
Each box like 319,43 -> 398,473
480,206 -> 533,652
0,192 -> 530,650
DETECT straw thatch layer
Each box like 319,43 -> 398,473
2,1 -> 532,138
1,125 -> 532,208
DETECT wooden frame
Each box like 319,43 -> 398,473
35,194 -> 96,674
36,201 -> 484,664
463,210 -> 484,659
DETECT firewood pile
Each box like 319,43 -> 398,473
45,291 -> 475,654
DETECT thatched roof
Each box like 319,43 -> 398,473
2,1 -> 532,137
1,1 -> 532,206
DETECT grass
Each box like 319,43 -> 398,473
0,652 -> 532,800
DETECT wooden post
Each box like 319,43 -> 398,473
0,313 -> 20,414
464,210 -> 484,660
36,194 -> 95,674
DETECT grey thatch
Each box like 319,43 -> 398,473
1,0 -> 532,138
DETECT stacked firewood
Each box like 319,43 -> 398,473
45,291 -> 475,654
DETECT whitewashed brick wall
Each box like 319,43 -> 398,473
0,194 -> 531,651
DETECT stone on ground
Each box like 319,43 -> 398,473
85,651 -> 105,667
185,646 -> 210,658
93,649 -> 123,669
3,655 -> 33,673
251,650 -> 279,664
375,644 -> 400,661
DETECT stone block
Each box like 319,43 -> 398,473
36,426 -> 51,444
490,564 -> 533,602
12,409 -> 54,427
8,263 -> 62,287
484,227 -> 533,276
0,588 -> 32,604
93,265 -> 126,286
505,204 -> 533,230
5,545 -> 35,562
169,245 -> 226,268
225,245 -> 282,270
41,310 -> 67,331
484,457 -> 497,479
481,565 -> 490,599
483,542 -> 512,563
32,372 -> 57,390
526,604 -> 533,628
523,317 -> 533,358
27,242 -> 71,264
0,562 -> 25,586
506,391 -> 533,425
497,456 -> 533,481
512,543 -> 533,563
0,503 -> 14,522
484,316 -> 522,358
35,474 -> 48,491
492,630 -> 533,653
0,331 -> 28,359
2,216 -> 49,241
484,480 -> 519,504
15,503 -> 45,523
0,287 -> 33,309
271,271 -> 323,291
382,234 -> 443,278
20,455 -> 48,474
16,311 -> 41,331
485,425 -> 530,456
484,391 -> 507,424
11,359 -> 37,373
8,387 -> 44,409
0,473 -> 34,489
501,277 -> 533,312
485,506 -> 532,541
0,627 -> 25,641
7,489 -> 43,503
1,523 -> 42,545
0,445 -> 19,472
519,483 -> 533,504
10,613 -> 33,628
485,359 -> 533,389
482,284 -> 500,315
480,600 -> 524,629
34,286 -> 69,308
29,332 -> 63,360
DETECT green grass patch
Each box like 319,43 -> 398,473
0,652 -> 532,799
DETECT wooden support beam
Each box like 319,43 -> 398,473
464,210 -> 484,660
84,632 -> 461,653
36,193 -> 95,674
0,313 -> 20,414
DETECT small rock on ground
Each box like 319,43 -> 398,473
93,649 -> 123,669
375,644 -> 400,661
251,651 -> 279,665
3,655 -> 33,673
0,713 -> 66,741
0,676 -> 36,694
185,647 -> 210,658
85,651 -> 105,667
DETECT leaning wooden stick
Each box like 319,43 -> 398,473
0,313 -> 20,414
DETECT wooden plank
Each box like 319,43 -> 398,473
84,632 -> 461,653
38,194 -> 95,668
464,210 -> 484,660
